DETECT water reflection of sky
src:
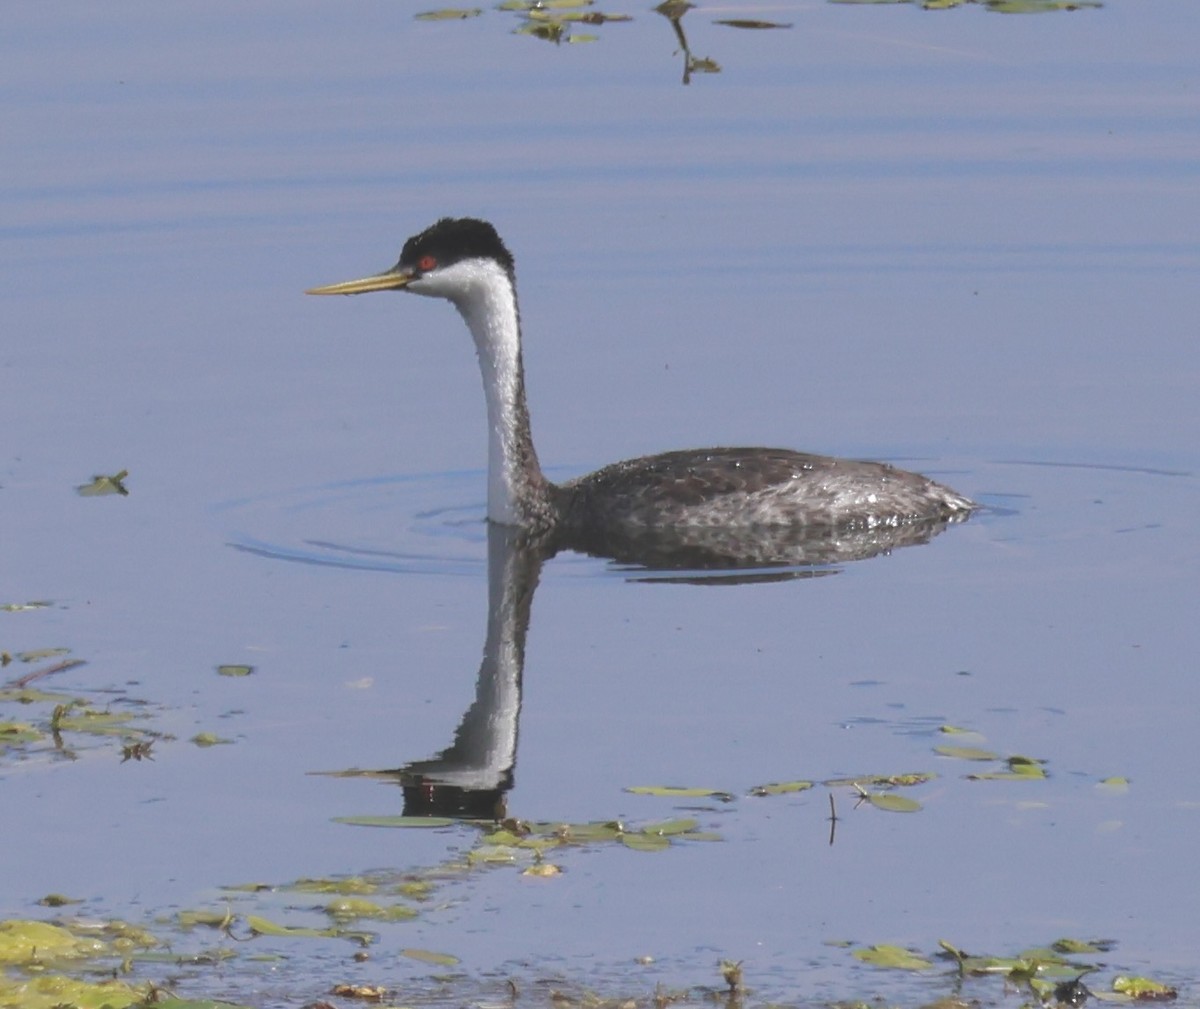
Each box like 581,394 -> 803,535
4,1 -> 1199,1003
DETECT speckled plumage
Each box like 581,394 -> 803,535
309,218 -> 976,550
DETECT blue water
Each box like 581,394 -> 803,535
3,1 -> 1199,1004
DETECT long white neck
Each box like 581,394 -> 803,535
443,260 -> 548,527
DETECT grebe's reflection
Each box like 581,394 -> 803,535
327,511 -> 965,818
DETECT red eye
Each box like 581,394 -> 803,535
418,255 -> 437,272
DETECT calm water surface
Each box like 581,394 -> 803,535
3,1 -> 1199,1004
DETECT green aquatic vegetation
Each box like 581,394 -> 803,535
829,0 -> 1101,9
76,469 -> 129,496
323,898 -> 418,923
748,779 -> 814,796
0,600 -> 52,612
0,721 -> 42,745
625,784 -> 735,800
11,647 -> 71,664
714,19 -> 792,29
499,0 -> 593,9
414,7 -> 483,18
291,876 -> 381,895
334,815 -> 459,828
853,943 -> 933,969
1051,937 -> 1115,955
1113,974 -> 1178,999
245,914 -> 355,941
967,754 -> 1048,781
935,744 -> 1001,760
0,682 -> 165,767
0,973 -> 150,1009
400,947 -> 461,967
859,790 -> 922,812
824,771 -> 935,788
216,664 -> 254,677
191,732 -> 233,747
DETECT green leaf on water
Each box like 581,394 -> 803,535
749,779 -> 814,796
325,897 -> 418,923
968,755 -> 1048,781
76,470 -> 129,496
333,815 -> 458,829
853,944 -> 933,969
620,832 -> 671,852
401,947 -> 460,966
625,784 -> 734,800
988,0 -> 1102,10
826,772 -> 934,788
0,721 -> 42,744
191,733 -> 233,747
216,665 -> 254,677
640,818 -> 699,836
54,708 -> 138,736
414,7 -> 482,19
1097,776 -> 1130,795
713,18 -> 792,28
1051,937 -> 1115,955
864,793 -> 922,813
500,0 -> 592,8
1112,975 -> 1177,1000
15,647 -> 71,663
245,915 -> 339,938
935,745 -> 1001,761
291,876 -> 378,895
546,821 -> 624,842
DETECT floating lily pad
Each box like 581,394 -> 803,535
291,876 -> 378,895
0,721 -> 42,744
1050,936 -> 1115,954
826,772 -> 934,788
0,973 -> 149,1008
620,832 -> 671,852
333,815 -> 458,829
1112,975 -> 1178,1000
500,0 -> 592,8
76,470 -> 129,496
216,665 -> 254,677
639,818 -> 699,836
625,784 -> 734,800
864,792 -> 922,813
15,648 -> 71,663
331,985 -> 390,1001
414,7 -> 482,19
713,18 -> 791,28
1,601 -> 53,612
415,7 -> 480,18
400,947 -> 460,967
245,915 -> 339,939
853,944 -> 933,969
968,755 -> 1048,781
325,898 -> 417,923
935,745 -> 1001,761
749,779 -> 814,796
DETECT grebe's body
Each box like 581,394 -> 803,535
307,217 -> 974,537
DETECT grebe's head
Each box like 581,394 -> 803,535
306,217 -> 516,307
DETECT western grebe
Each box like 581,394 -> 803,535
307,217 -> 974,536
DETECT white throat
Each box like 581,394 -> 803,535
421,259 -> 533,525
